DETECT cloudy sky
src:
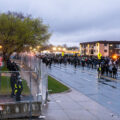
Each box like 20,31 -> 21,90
0,0 -> 120,46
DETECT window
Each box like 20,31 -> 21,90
119,50 -> 120,54
84,45 -> 86,48
110,44 -> 113,47
91,49 -> 94,54
116,44 -> 120,48
104,50 -> 107,52
104,43 -> 107,46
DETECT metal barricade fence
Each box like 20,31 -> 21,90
18,53 -> 48,104
40,61 -> 48,104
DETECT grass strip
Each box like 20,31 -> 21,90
48,76 -> 69,94
1,65 -> 8,71
0,75 -> 69,95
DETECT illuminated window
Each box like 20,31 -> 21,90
119,50 -> 120,54
110,44 -> 113,47
110,50 -> 112,52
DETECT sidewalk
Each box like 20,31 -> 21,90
42,88 -> 120,120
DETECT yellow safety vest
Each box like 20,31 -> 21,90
19,85 -> 21,89
99,67 -> 101,71
15,84 -> 18,93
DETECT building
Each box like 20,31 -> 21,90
66,47 -> 79,54
80,40 -> 120,57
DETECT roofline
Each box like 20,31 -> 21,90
80,40 -> 120,45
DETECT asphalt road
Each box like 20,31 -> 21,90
48,63 -> 120,116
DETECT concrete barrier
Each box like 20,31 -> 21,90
0,101 -> 41,119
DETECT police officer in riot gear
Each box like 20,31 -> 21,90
10,73 -> 17,97
15,75 -> 23,101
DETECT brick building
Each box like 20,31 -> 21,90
80,40 -> 120,57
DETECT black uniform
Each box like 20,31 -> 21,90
112,66 -> 117,78
15,75 -> 23,101
10,73 -> 17,97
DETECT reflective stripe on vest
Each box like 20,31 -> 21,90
19,85 -> 21,89
15,84 -> 17,88
15,89 -> 18,93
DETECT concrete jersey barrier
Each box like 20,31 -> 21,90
0,101 -> 41,119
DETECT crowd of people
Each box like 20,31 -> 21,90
38,54 -> 120,79
7,59 -> 23,101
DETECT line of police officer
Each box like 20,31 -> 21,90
38,54 -> 119,79
7,59 -> 23,101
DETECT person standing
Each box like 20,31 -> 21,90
112,65 -> 117,79
10,73 -> 17,97
97,65 -> 101,79
15,75 -> 23,101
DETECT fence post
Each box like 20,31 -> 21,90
29,54 -> 32,120
29,71 -> 32,120
37,58 -> 42,102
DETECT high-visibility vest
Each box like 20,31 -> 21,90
19,85 -> 21,89
15,84 -> 17,88
99,67 -> 101,71
15,84 -> 18,93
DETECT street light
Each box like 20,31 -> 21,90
37,46 -> 40,49
0,45 -> 2,49
112,54 -> 118,60
53,47 -> 56,51
58,48 -> 61,51
33,48 -> 36,51
63,48 -> 66,51
29,47 -> 32,50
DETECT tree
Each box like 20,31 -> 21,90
0,12 -> 51,61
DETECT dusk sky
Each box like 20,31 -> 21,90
0,0 -> 120,46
